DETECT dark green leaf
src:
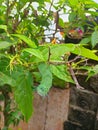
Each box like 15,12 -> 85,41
79,37 -> 91,44
50,65 -> 74,83
14,71 -> 33,121
0,72 -> 16,87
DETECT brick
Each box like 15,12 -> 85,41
90,75 -> 98,94
76,75 -> 90,90
68,105 -> 96,130
70,87 -> 98,112
95,110 -> 98,130
64,120 -> 87,130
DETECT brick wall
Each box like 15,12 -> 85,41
64,74 -> 98,130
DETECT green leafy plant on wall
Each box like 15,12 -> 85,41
0,0 -> 98,129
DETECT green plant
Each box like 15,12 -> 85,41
0,0 -> 98,129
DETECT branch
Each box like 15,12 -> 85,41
67,55 -> 81,64
6,0 -> 9,25
48,55 -> 81,65
12,1 -> 32,32
67,63 -> 84,89
49,61 -> 66,65
47,0 -> 54,18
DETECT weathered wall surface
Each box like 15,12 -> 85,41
11,88 -> 70,130
64,74 -> 98,130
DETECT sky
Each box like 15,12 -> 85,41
94,0 -> 98,3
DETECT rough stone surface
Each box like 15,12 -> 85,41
70,87 -> 98,112
95,110 -> 98,130
0,101 -> 4,130
90,75 -> 98,93
64,120 -> 86,130
76,74 -> 98,94
76,75 -> 90,90
68,105 -> 96,130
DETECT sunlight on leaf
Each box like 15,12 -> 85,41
0,25 -> 7,31
12,34 -> 37,48
66,44 -> 98,61
0,41 -> 15,50
23,48 -> 45,61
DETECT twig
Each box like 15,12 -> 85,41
58,3 -> 66,12
67,63 -> 84,89
47,0 -> 54,18
49,61 -> 66,65
47,47 -> 51,62
12,1 -> 32,32
48,55 -> 81,65
67,55 -> 81,64
6,0 -> 9,25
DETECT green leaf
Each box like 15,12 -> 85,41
23,48 -> 45,61
66,44 -> 98,61
88,65 -> 98,78
41,44 -> 98,61
93,65 -> 98,74
36,62 -> 52,96
12,34 -> 37,48
69,0 -> 78,6
86,65 -> 98,80
68,12 -> 77,22
50,65 -> 74,83
0,25 -> 7,31
42,44 -> 74,60
0,41 -> 15,50
0,72 -> 16,87
79,37 -> 91,45
0,57 -> 9,73
91,31 -> 98,48
14,71 -> 33,121
59,18 -> 65,28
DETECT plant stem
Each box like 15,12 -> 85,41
6,0 -> 9,25
1,86 -> 10,130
